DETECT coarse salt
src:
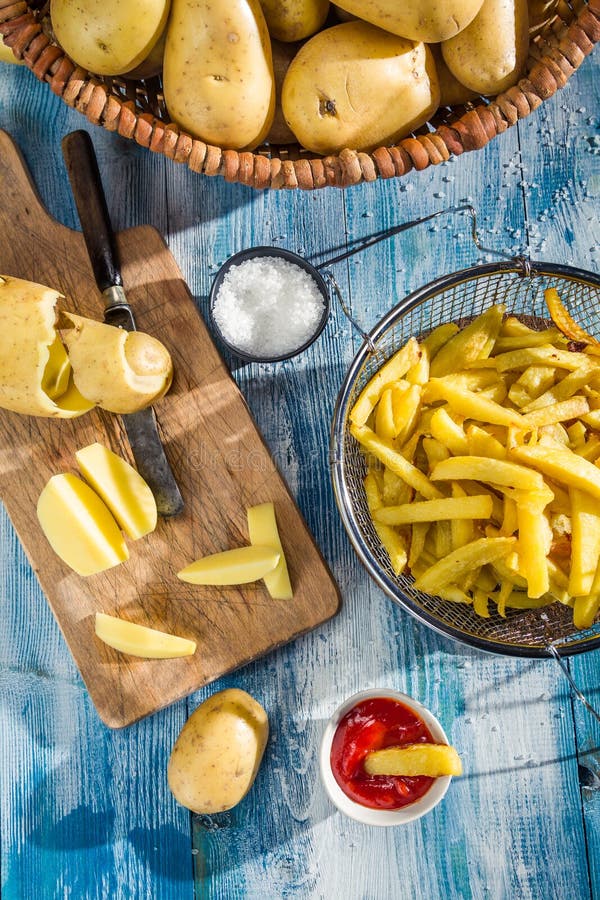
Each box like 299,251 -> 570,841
212,256 -> 326,358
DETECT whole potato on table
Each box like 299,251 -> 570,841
163,0 -> 275,150
442,0 -> 530,95
168,689 -> 269,814
331,0 -> 485,42
281,21 -> 440,155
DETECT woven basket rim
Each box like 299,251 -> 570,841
1,0 -> 599,189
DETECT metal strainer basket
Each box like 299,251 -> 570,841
331,255 -> 600,661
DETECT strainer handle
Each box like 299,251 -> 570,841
315,205 -> 521,346
547,643 -> 600,725
315,204 -> 518,271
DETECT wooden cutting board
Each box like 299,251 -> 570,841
0,131 -> 341,728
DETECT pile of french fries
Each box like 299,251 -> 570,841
350,288 -> 600,630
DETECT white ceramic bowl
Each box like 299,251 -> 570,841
319,688 -> 454,826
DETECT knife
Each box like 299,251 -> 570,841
61,129 -> 184,517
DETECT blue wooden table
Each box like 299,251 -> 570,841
1,44 -> 599,900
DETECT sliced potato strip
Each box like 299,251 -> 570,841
177,545 -> 280,585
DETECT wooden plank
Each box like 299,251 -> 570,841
0,130 -> 340,728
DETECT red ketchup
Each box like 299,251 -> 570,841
330,696 -> 435,810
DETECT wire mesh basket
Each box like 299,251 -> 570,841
331,259 -> 600,658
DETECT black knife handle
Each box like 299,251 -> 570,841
62,130 -> 122,292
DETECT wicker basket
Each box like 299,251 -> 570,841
1,0 -> 599,189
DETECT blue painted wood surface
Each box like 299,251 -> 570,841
1,45 -> 599,900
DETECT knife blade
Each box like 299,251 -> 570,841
61,129 -> 184,517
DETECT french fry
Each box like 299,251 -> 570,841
573,594 -> 600,630
492,327 -> 563,352
545,287 -> 599,346
431,456 -> 545,492
429,304 -> 505,377
522,365 -> 593,411
465,424 -> 506,460
408,518 -> 429,570
422,436 -> 450,470
510,445 -> 600,501
351,423 -> 443,499
495,345 -> 594,373
522,396 -> 589,428
429,407 -> 469,456
425,381 -> 525,428
375,387 -> 396,440
568,488 -> 600,597
450,483 -> 475,550
364,743 -> 463,777
515,494 -> 551,598
414,536 -> 517,594
392,383 -> 421,445
364,473 -> 408,575
373,494 -> 493,526
350,337 -> 420,426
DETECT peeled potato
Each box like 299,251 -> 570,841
61,312 -> 173,414
0,275 -> 94,417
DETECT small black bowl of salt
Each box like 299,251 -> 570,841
209,247 -> 330,363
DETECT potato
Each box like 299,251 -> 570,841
125,28 -> 166,80
95,613 -> 196,658
50,0 -> 170,76
60,313 -> 173,414
37,473 -> 129,576
163,0 -> 275,150
281,22 -> 440,155
259,0 -> 329,41
75,442 -> 157,540
332,0 -> 485,42
168,688 -> 269,814
0,275 -> 95,418
441,0 -> 529,95
429,44 -> 478,106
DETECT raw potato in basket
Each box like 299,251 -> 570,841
349,290 -> 600,631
